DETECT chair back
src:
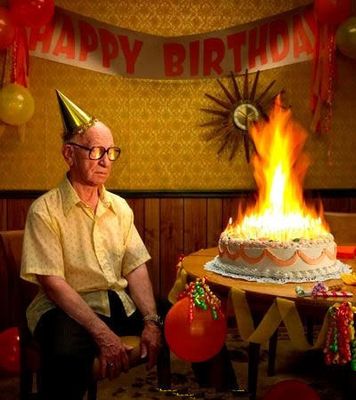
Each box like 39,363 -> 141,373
0,230 -> 37,332
324,212 -> 356,244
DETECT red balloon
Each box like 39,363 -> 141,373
314,0 -> 352,25
0,7 -> 16,49
0,327 -> 20,375
164,297 -> 227,362
263,379 -> 320,400
9,0 -> 54,28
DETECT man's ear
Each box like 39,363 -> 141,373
62,144 -> 74,166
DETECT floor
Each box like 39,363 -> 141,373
1,332 -> 351,400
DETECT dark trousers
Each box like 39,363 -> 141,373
34,291 -> 143,400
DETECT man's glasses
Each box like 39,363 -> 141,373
67,142 -> 121,161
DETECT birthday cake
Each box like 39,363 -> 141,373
205,231 -> 349,283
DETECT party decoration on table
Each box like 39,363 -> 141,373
337,245 -> 356,259
311,0 -> 352,135
9,0 -> 55,28
336,17 -> 356,60
340,272 -> 356,286
0,83 -> 35,125
0,327 -> 20,375
295,282 -> 353,298
262,379 -> 320,400
0,7 -> 16,49
323,301 -> 356,370
164,278 -> 227,362
200,69 -> 278,162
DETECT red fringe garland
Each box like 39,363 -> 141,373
310,23 -> 337,134
10,26 -> 29,87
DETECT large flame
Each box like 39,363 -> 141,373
227,96 -> 329,242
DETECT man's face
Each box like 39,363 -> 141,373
63,121 -> 117,187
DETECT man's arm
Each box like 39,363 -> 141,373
126,263 -> 161,369
37,275 -> 132,378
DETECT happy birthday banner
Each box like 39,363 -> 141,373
27,5 -> 316,79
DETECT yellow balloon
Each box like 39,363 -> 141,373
336,17 -> 356,60
0,83 -> 35,125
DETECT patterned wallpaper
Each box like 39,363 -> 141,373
0,0 -> 355,190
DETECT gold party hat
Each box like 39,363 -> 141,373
55,90 -> 97,136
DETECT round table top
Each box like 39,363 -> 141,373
181,247 -> 356,306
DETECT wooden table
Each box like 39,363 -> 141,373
181,247 -> 356,400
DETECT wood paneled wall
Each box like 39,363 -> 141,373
1,191 -> 356,299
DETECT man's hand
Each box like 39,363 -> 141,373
96,330 -> 134,379
140,322 -> 162,370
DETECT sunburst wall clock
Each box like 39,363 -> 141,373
201,70 -> 278,162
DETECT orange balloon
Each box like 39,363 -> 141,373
164,297 -> 227,362
0,327 -> 20,375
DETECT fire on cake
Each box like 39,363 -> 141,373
205,96 -> 350,283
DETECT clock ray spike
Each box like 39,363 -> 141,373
200,108 -> 230,117
229,134 -> 241,161
259,109 -> 269,122
230,71 -> 242,102
243,134 -> 251,163
217,131 -> 233,155
250,70 -> 260,101
243,69 -> 249,99
216,79 -> 235,104
205,93 -> 232,110
199,119 -> 225,128
204,125 -> 232,141
255,80 -> 276,103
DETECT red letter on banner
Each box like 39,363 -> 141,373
302,8 -> 317,39
28,23 -> 55,53
293,14 -> 313,58
203,38 -> 224,76
79,21 -> 98,61
99,28 -> 119,68
227,31 -> 246,73
164,43 -> 185,77
248,24 -> 268,69
52,14 -> 75,59
269,20 -> 289,62
118,36 -> 143,74
189,41 -> 200,77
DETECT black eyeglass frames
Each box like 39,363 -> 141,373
67,142 -> 121,161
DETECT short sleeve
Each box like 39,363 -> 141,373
121,210 -> 151,276
21,203 -> 65,284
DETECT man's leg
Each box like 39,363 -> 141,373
35,308 -> 97,400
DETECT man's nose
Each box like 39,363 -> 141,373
99,153 -> 111,166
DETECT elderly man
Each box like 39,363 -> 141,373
20,91 -> 161,400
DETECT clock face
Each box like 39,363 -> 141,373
233,103 -> 260,130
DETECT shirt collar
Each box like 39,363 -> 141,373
60,175 -> 116,216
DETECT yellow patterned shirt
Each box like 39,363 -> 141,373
20,176 -> 151,333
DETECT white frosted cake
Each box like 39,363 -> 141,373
205,231 -> 350,283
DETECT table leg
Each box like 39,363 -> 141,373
343,368 -> 356,400
248,342 -> 260,400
